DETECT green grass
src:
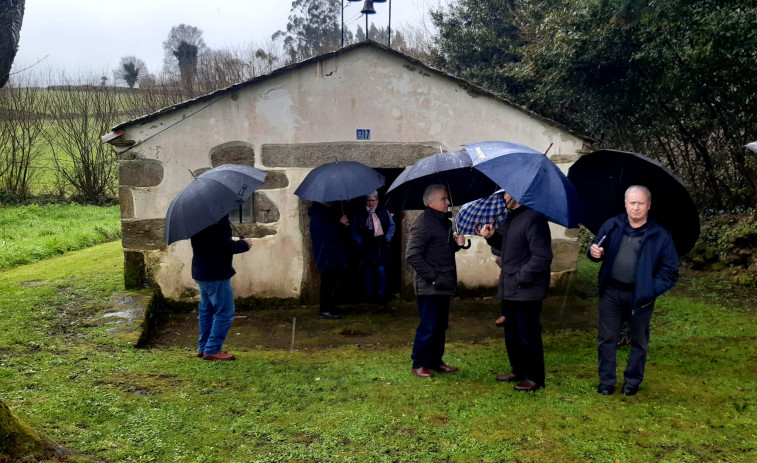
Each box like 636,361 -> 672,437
0,204 -> 120,270
1,244 -> 755,462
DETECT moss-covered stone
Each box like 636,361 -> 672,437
0,400 -> 49,460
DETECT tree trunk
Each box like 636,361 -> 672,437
0,399 -> 53,460
0,0 -> 26,88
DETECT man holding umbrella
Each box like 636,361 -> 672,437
406,185 -> 467,379
192,217 -> 253,361
479,191 -> 553,392
588,185 -> 679,396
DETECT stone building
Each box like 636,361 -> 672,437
102,41 -> 591,307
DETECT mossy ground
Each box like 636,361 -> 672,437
1,241 -> 755,462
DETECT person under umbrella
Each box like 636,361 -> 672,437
164,164 -> 268,361
588,185 -> 679,396
296,161 -> 385,319
406,184 -> 468,379
350,191 -> 396,305
478,190 -> 553,391
191,217 -> 252,361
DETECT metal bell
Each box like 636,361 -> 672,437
361,0 -> 376,14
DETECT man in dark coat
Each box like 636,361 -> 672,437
191,216 -> 252,361
588,185 -> 679,396
309,201 -> 350,319
350,191 -> 396,304
406,185 -> 467,379
479,191 -> 553,391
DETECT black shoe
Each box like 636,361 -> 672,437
319,311 -> 342,320
622,383 -> 639,396
597,384 -> 615,395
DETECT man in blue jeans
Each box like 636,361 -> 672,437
406,185 -> 466,379
191,216 -> 252,361
588,186 -> 679,395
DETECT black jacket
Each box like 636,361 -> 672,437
406,208 -> 462,296
191,217 -> 250,281
308,202 -> 348,272
486,206 -> 553,301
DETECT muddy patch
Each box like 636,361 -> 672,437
149,295 -> 597,351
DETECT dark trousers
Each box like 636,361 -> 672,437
411,295 -> 450,369
598,286 -> 654,387
362,264 -> 387,303
319,269 -> 342,314
502,300 -> 545,386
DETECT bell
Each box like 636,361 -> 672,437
361,0 -> 376,14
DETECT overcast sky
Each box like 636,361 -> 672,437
13,0 -> 441,77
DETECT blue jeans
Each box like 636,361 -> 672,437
196,279 -> 235,355
363,264 -> 387,302
411,296 -> 450,369
597,286 -> 654,387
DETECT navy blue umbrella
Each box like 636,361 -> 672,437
568,149 -> 700,255
164,164 -> 268,244
463,141 -> 580,228
294,161 -> 385,202
385,150 -> 499,210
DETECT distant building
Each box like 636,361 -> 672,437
102,41 -> 591,307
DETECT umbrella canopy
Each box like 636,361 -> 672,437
385,150 -> 499,210
567,149 -> 700,255
463,141 -> 580,228
294,161 -> 385,202
164,164 -> 268,244
746,141 -> 757,153
454,190 -> 506,235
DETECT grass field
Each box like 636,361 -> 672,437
1,240 -> 755,462
0,204 -> 120,270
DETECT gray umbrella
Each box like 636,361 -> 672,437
164,164 -> 268,244
746,141 -> 757,153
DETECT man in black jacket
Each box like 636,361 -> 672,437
479,191 -> 553,391
191,216 -> 252,361
406,185 -> 467,379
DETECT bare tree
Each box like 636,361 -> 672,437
163,24 -> 207,94
0,71 -> 50,200
43,73 -> 119,202
114,56 -> 147,88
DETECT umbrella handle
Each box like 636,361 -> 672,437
473,222 -> 482,236
461,239 -> 471,249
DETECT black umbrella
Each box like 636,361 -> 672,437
294,161 -> 385,202
385,150 -> 499,210
164,164 -> 268,244
567,149 -> 700,255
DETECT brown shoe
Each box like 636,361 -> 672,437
514,379 -> 543,392
496,372 -> 520,383
411,367 -> 434,379
203,351 -> 236,361
197,351 -> 204,358
495,316 -> 506,327
431,364 -> 459,373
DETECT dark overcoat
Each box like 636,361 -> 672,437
486,206 -> 553,301
406,208 -> 462,296
309,202 -> 349,272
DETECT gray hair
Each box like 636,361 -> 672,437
423,184 -> 447,206
625,185 -> 652,203
366,191 -> 378,201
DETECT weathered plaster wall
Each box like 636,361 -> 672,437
114,46 -> 587,304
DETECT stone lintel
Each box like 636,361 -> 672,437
261,142 -> 440,168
